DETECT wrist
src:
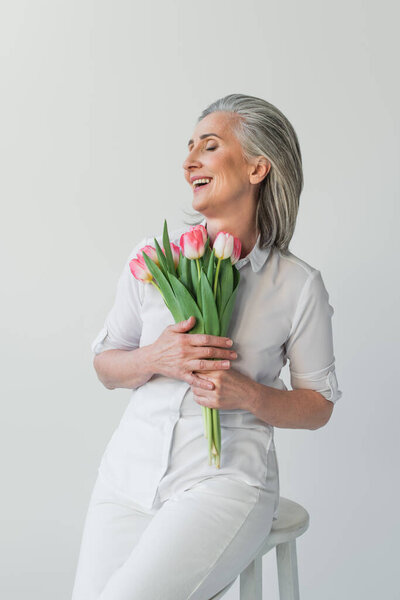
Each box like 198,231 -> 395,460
145,342 -> 159,378
242,380 -> 262,413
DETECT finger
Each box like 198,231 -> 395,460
193,394 -> 215,409
191,385 -> 206,396
193,345 -> 238,361
188,374 -> 215,390
190,359 -> 231,371
170,316 -> 196,332
188,333 -> 233,348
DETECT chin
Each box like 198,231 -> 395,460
192,196 -> 209,210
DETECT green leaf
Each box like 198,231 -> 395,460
179,255 -> 195,297
153,237 -> 169,277
191,259 -> 199,301
202,238 -> 211,269
216,279 -> 222,318
233,264 -> 240,290
141,251 -> 184,322
219,284 -> 240,337
177,252 -> 183,278
167,272 -> 204,334
219,258 -> 233,316
200,270 -> 220,336
206,248 -> 215,288
162,219 -> 176,274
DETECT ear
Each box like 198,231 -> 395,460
249,157 -> 271,184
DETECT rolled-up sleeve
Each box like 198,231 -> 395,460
284,269 -> 343,404
91,237 -> 147,355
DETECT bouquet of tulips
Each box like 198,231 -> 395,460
129,219 -> 242,468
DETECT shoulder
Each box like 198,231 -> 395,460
268,249 -> 333,323
268,247 -> 324,300
276,248 -> 318,278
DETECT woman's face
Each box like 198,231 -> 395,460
182,112 -> 260,218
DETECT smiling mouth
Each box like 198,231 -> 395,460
193,179 -> 212,192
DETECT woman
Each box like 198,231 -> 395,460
71,93 -> 342,599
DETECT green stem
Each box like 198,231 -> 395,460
207,407 -> 213,465
213,257 -> 222,299
195,258 -> 201,283
212,408 -> 221,469
202,405 -> 207,438
150,279 -> 161,293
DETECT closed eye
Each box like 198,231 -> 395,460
207,147 -> 217,151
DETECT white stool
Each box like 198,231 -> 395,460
210,497 -> 310,600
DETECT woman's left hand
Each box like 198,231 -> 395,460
191,366 -> 255,411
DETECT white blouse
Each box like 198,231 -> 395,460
91,217 -> 343,509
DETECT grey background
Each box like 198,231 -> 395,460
1,1 -> 399,598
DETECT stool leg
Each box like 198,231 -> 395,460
276,540 -> 300,600
239,555 -> 262,600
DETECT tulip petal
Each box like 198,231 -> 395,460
180,229 -> 206,260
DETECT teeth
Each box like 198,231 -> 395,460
193,178 -> 211,187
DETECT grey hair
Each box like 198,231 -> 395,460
183,93 -> 303,254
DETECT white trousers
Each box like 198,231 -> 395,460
71,445 -> 279,600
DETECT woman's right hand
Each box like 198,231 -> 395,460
150,316 -> 238,390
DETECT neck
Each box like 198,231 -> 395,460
204,215 -> 259,259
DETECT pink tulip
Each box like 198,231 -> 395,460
230,237 -> 242,264
180,227 -> 206,259
189,224 -> 208,244
129,255 -> 153,283
213,231 -> 235,260
137,245 -> 159,266
163,242 -> 181,269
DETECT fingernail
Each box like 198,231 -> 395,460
222,361 -> 230,367
226,339 -> 233,346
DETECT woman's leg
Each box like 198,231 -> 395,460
98,448 -> 279,600
71,472 -> 156,600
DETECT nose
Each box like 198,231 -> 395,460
182,147 -> 202,174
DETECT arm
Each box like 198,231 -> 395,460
246,268 -> 341,429
93,345 -> 156,390
244,382 -> 333,430
91,236 -> 148,389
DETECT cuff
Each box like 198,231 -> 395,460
290,365 -> 343,404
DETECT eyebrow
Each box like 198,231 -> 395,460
187,133 -> 223,147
